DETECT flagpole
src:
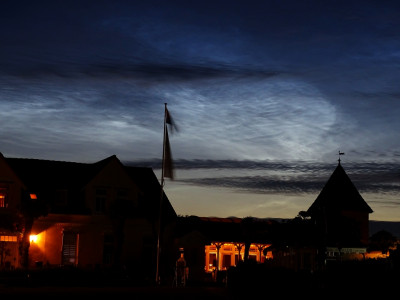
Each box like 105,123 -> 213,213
155,103 -> 168,284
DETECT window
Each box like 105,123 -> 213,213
0,236 -> 17,242
235,254 -> 240,265
0,189 -> 8,208
95,189 -> 107,214
209,253 -> 217,267
62,232 -> 79,265
222,254 -> 231,269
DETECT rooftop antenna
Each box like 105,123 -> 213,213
338,150 -> 345,164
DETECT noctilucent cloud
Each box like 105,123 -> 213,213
1,0 -> 400,221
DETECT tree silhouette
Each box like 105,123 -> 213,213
19,191 -> 48,268
0,242 -> 11,268
294,210 -> 311,221
368,230 -> 397,255
240,217 -> 255,263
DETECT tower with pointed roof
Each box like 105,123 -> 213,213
307,159 -> 373,250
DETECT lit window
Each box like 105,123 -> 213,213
30,194 -> 37,200
0,195 -> 5,208
0,188 -> 7,208
62,232 -> 78,265
0,235 -> 17,242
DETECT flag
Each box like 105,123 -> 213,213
165,107 -> 178,133
157,103 -> 177,284
163,105 -> 176,180
163,127 -> 174,179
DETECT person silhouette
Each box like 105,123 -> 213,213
175,249 -> 188,287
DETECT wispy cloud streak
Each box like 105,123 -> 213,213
128,159 -> 400,195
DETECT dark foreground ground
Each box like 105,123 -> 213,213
0,268 -> 231,299
0,285 -> 232,299
1,263 -> 399,299
0,281 -> 398,299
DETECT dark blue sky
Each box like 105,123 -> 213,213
1,0 -> 400,220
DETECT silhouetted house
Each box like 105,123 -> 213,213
0,153 -> 176,281
175,161 -> 375,279
271,162 -> 374,271
307,161 -> 373,264
265,218 -> 319,272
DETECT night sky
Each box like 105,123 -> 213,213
1,0 -> 400,221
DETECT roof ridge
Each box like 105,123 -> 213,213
307,163 -> 373,214
5,156 -> 90,165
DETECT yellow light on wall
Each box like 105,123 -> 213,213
29,235 -> 38,243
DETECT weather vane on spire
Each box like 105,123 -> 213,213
338,150 -> 345,164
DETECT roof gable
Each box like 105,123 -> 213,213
1,154 -> 176,222
124,166 -> 177,221
4,157 -> 98,190
307,163 -> 373,215
4,155 -> 140,193
86,155 -> 137,189
0,153 -> 26,188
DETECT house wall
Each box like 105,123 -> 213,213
84,159 -> 139,214
28,214 -> 164,273
73,217 -> 114,268
121,218 -> 153,265
29,224 -> 62,267
271,247 -> 318,272
29,214 -> 113,268
1,155 -> 177,275
341,210 -> 370,245
78,226 -> 104,267
0,156 -> 23,212
0,156 -> 25,269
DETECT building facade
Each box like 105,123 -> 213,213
0,153 -> 177,282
